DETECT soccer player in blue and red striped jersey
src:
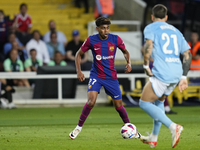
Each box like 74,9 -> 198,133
69,17 -> 140,139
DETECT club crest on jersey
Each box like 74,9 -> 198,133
109,46 -> 114,51
89,85 -> 92,89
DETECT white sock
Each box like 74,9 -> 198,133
76,125 -> 82,131
169,122 -> 176,132
165,106 -> 171,112
150,133 -> 158,142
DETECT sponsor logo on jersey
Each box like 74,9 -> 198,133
165,57 -> 180,62
96,55 -> 102,60
109,46 -> 114,51
95,55 -> 114,61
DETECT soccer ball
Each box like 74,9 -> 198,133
120,123 -> 138,139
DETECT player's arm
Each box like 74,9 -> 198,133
25,66 -> 31,72
75,48 -> 85,82
120,48 -> 132,73
178,50 -> 192,92
81,52 -> 88,64
66,50 -> 75,61
143,39 -> 153,76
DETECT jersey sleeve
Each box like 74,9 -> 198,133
38,59 -> 43,66
3,59 -> 11,71
47,60 -> 55,66
60,61 -> 67,66
24,59 -> 31,68
81,37 -> 91,52
144,25 -> 154,41
65,42 -> 72,52
15,15 -> 20,28
117,36 -> 125,50
19,60 -> 24,71
28,16 -> 32,27
180,36 -> 191,54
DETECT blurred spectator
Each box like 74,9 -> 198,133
47,51 -> 67,66
3,49 -> 30,87
94,0 -> 114,19
24,49 -> 43,86
24,49 -> 43,72
43,20 -> 67,46
0,79 -> 16,109
0,10 -> 9,62
13,3 -> 32,45
46,31 -> 65,60
4,32 -> 28,61
188,30 -> 200,70
65,30 -> 92,70
75,0 -> 89,13
11,41 -> 27,62
26,30 -> 50,64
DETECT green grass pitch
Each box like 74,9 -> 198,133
0,106 -> 200,150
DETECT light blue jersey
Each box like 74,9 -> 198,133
144,21 -> 190,83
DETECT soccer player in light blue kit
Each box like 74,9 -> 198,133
139,4 -> 192,148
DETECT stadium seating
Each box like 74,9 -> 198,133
0,0 -> 130,41
168,78 -> 200,107
0,0 -> 94,41
127,80 -> 142,97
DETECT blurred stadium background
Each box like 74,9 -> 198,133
0,0 -> 200,108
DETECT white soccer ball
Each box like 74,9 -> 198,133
120,123 -> 138,139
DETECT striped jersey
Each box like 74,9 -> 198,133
81,33 -> 125,79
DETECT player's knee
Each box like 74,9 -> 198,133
87,97 -> 96,107
87,101 -> 95,107
113,100 -> 122,108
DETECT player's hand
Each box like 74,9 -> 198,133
125,63 -> 132,73
144,68 -> 153,77
77,71 -> 85,82
178,78 -> 188,93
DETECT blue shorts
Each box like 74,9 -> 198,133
87,76 -> 122,100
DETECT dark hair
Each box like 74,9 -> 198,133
32,30 -> 40,37
50,31 -> 57,38
152,4 -> 167,19
8,32 -> 15,38
95,17 -> 111,27
0,10 -> 4,15
30,49 -> 36,54
20,3 -> 27,10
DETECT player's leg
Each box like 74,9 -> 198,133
103,79 -> 130,124
78,91 -> 98,126
139,78 -> 183,148
112,98 -> 130,124
152,98 -> 165,136
69,77 -> 101,139
141,96 -> 165,147
69,91 -> 98,139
